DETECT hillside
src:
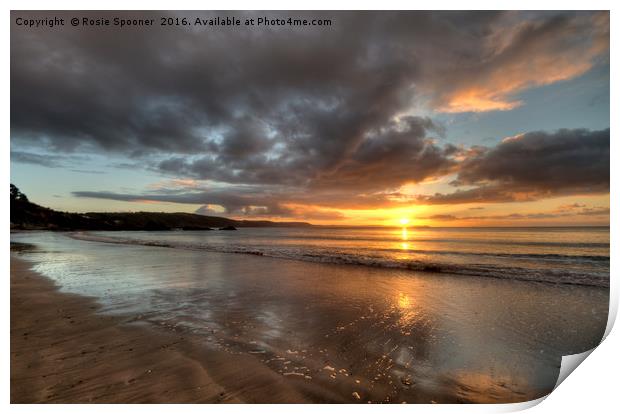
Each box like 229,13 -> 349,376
9,184 -> 312,231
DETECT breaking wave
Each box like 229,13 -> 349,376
70,232 -> 609,288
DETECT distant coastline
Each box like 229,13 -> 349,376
10,185 -> 610,231
10,184 -> 311,231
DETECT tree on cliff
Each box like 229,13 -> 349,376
10,184 -> 29,202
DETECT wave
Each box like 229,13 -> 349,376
69,232 -> 610,288
222,231 -> 610,249
374,247 -> 609,263
291,235 -> 609,248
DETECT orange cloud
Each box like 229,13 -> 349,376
435,12 -> 609,113
438,57 -> 594,113
148,178 -> 201,191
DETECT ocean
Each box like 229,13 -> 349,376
10,227 -> 610,402
73,226 -> 610,286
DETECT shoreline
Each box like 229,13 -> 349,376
11,231 -> 608,404
11,256 -> 342,403
66,231 -> 609,288
11,256 -> 233,403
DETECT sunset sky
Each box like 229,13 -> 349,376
10,11 -> 610,226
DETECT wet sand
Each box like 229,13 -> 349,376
10,233 -> 609,404
11,257 -> 342,403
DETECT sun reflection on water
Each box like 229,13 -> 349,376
396,292 -> 419,334
398,227 -> 412,253
397,227 -> 412,257
398,292 -> 411,309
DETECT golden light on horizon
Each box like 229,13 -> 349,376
399,217 -> 410,226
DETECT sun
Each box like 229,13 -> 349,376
399,218 -> 410,226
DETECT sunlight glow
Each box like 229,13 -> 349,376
398,293 -> 411,309
399,218 -> 410,226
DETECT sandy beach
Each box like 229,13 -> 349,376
11,257 -> 343,403
11,257 -> 230,403
10,231 -> 609,404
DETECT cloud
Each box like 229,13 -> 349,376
11,11 -> 608,154
11,151 -> 63,168
575,206 -> 610,216
70,169 -> 106,175
419,205 -> 609,222
421,128 -> 609,204
422,214 -> 459,221
290,209 -> 346,221
73,127 -> 610,216
430,12 -> 610,112
556,203 -> 586,212
73,187 -> 347,221
157,116 -> 455,191
11,150 -> 88,168
72,186 -> 309,217
147,178 -> 202,193
194,205 -> 221,215
12,11 -> 610,218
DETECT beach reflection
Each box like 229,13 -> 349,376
399,228 -> 411,255
11,232 -> 609,403
401,227 -> 408,241
397,292 -> 411,309
439,371 -> 534,403
395,292 -> 421,337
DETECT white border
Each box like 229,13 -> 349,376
3,2 -> 617,413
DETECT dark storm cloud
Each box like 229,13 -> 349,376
12,11 -> 610,216
421,128 -> 609,204
73,126 -> 609,213
309,117 -> 456,190
14,10 -> 483,195
157,116 -> 456,190
12,11 -> 418,154
12,12 -> 608,159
